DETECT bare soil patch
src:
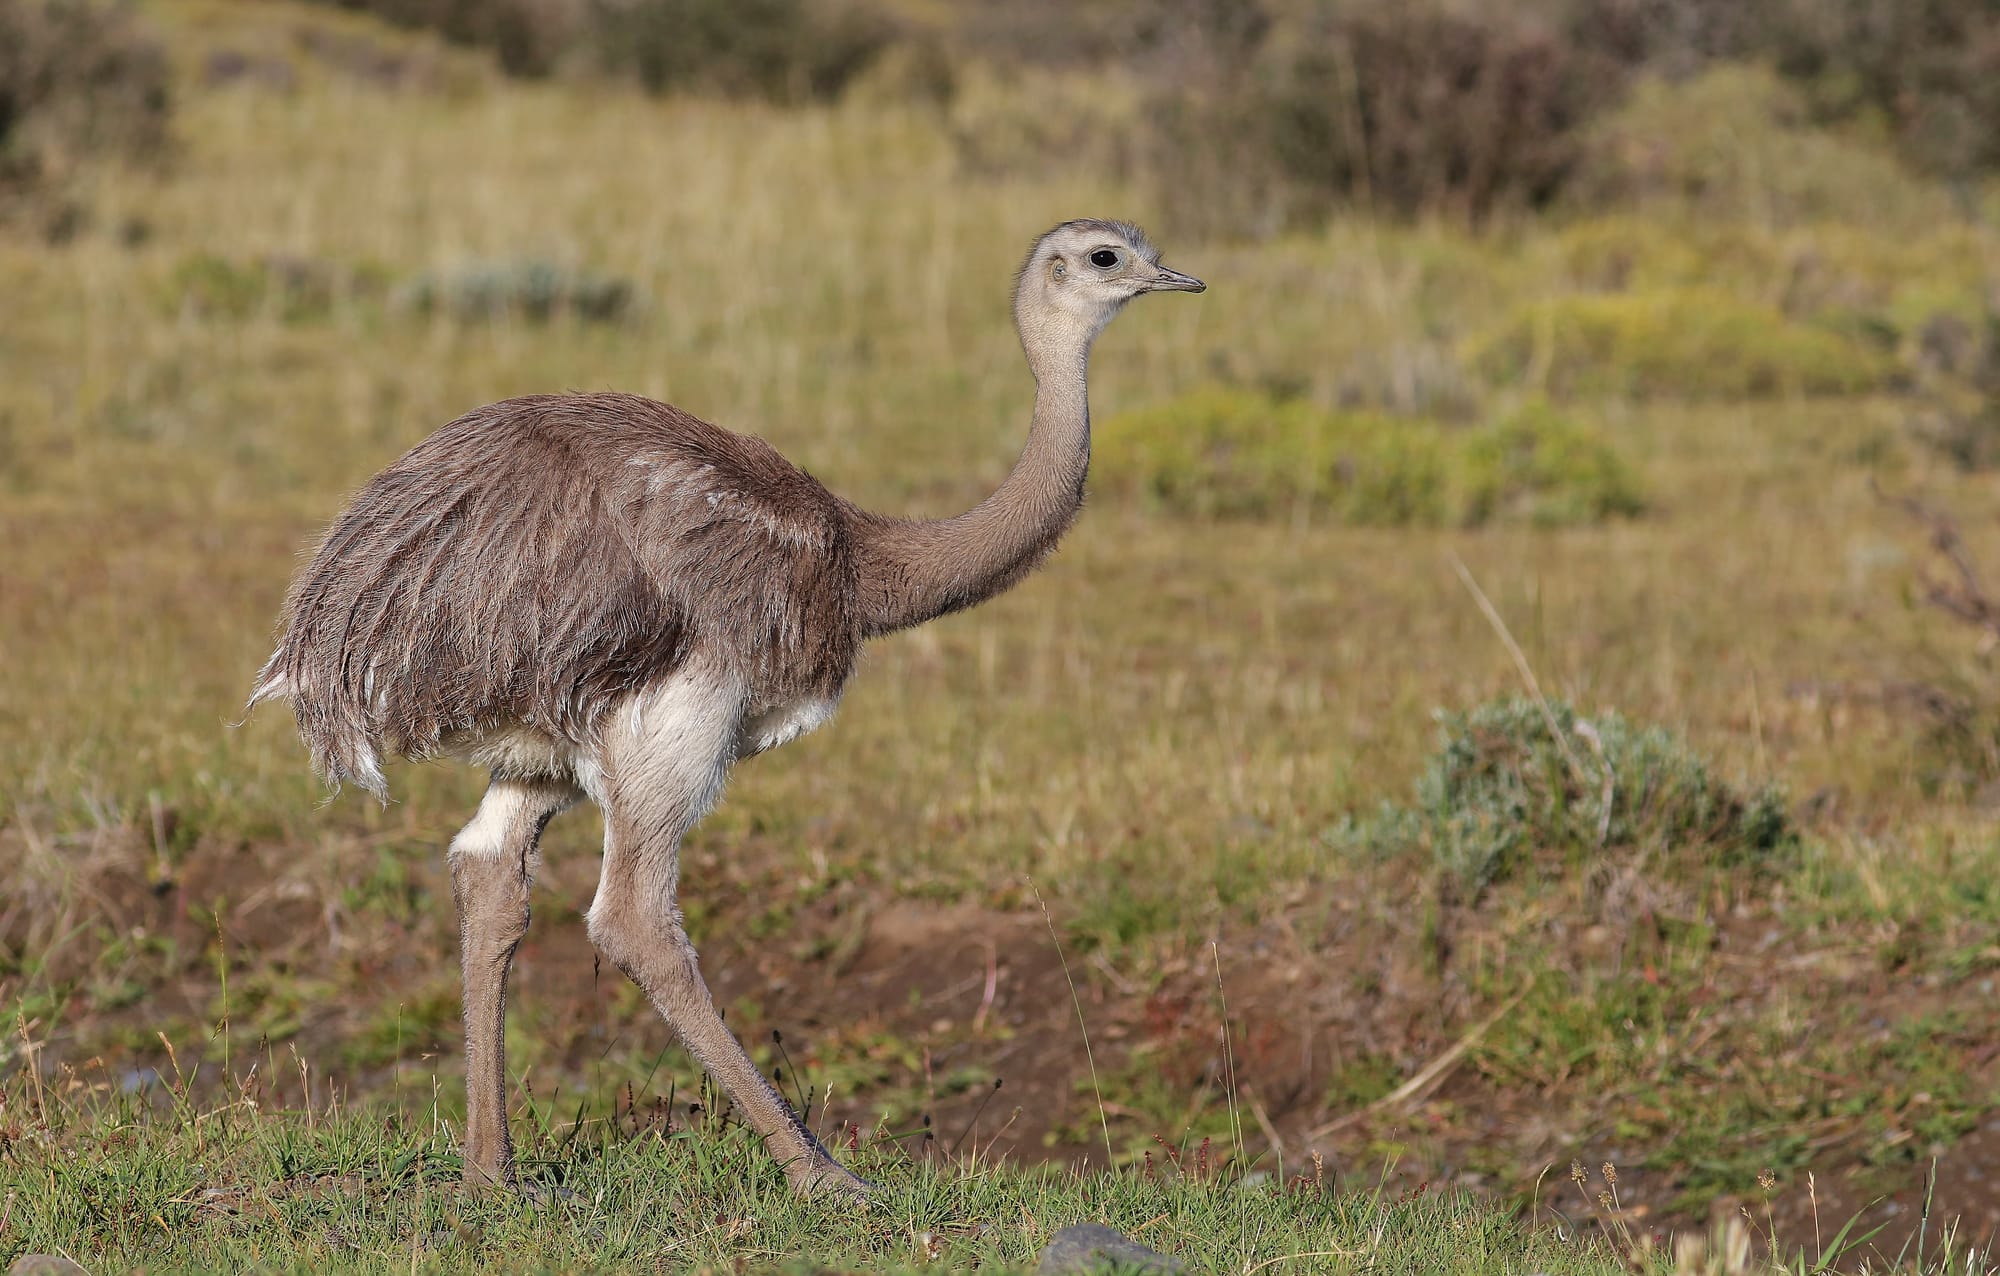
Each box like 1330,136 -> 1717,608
9,823 -> 1996,1260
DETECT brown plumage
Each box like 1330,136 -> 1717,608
249,219 -> 1203,1197
252,392 -> 860,797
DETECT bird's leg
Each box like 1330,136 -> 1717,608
589,877 -> 866,1196
449,777 -> 577,1189
585,672 -> 869,1199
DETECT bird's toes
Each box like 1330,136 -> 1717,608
519,1179 -> 580,1206
465,1174 -> 575,1207
795,1157 -> 874,1203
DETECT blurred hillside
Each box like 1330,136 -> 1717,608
298,0 -> 2000,226
9,0 -> 1999,234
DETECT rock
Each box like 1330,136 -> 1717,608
9,1258 -> 88,1276
1037,1223 -> 1184,1274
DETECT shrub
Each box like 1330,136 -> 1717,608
1882,494 -> 2000,790
1466,289 -> 1897,400
994,0 -> 1995,231
305,0 -> 578,77
162,253 -> 393,324
306,0 -> 898,97
1549,216 -> 1711,294
1093,387 -> 1641,526
1564,0 -> 2000,184
1134,0 -> 1621,231
1751,0 -> 2000,186
1548,217 -> 1858,311
589,0 -> 893,103
1547,220 -> 1991,401
1456,400 -> 1645,526
399,259 -> 636,324
945,0 -> 1635,235
1902,306 -> 2000,470
950,0 -> 1270,74
1559,0 -> 1777,72
0,0 -> 172,193
943,62 -> 1145,181
1260,4 -> 1614,223
1564,65 -> 1962,230
1095,387 -> 1445,523
1341,696 -> 1793,895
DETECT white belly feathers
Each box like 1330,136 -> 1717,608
736,695 -> 840,757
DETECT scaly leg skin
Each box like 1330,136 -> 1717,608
590,887 -> 870,1197
449,777 -> 578,1191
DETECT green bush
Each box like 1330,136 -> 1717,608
1093,387 -> 1641,526
163,253 -> 392,324
1547,220 -> 1995,411
1340,696 -> 1793,895
1467,288 -> 1897,400
0,0 -> 172,193
1550,216 -> 1712,293
399,259 -> 635,324
1456,400 -> 1645,525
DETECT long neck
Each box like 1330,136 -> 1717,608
850,330 -> 1094,637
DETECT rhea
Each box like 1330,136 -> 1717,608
249,220 -> 1203,1194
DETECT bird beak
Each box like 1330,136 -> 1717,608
1143,266 -> 1206,294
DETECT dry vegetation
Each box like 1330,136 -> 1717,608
5,0 -> 2000,1271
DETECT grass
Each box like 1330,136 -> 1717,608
6,1 -> 2000,1270
0,1058 -> 1643,1275
5,1046 -> 1990,1274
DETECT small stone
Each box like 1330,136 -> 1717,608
1037,1223 -> 1184,1274
9,1257 -> 88,1276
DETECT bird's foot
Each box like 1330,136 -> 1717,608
459,1163 -> 575,1205
511,1177 -> 579,1206
790,1154 -> 874,1203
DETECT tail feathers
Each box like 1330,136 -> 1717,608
245,654 -> 288,707
247,649 -> 391,801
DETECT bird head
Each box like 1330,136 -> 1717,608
1014,219 -> 1204,351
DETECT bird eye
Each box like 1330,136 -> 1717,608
1089,249 -> 1119,269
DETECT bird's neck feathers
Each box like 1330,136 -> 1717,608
847,305 -> 1099,637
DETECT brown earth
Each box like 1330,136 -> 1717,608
9,821 -> 1998,1265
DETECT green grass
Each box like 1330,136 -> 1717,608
0,1063 -> 1634,1275
9,1053 -> 1989,1275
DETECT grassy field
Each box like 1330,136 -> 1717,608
6,1 -> 2000,1270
